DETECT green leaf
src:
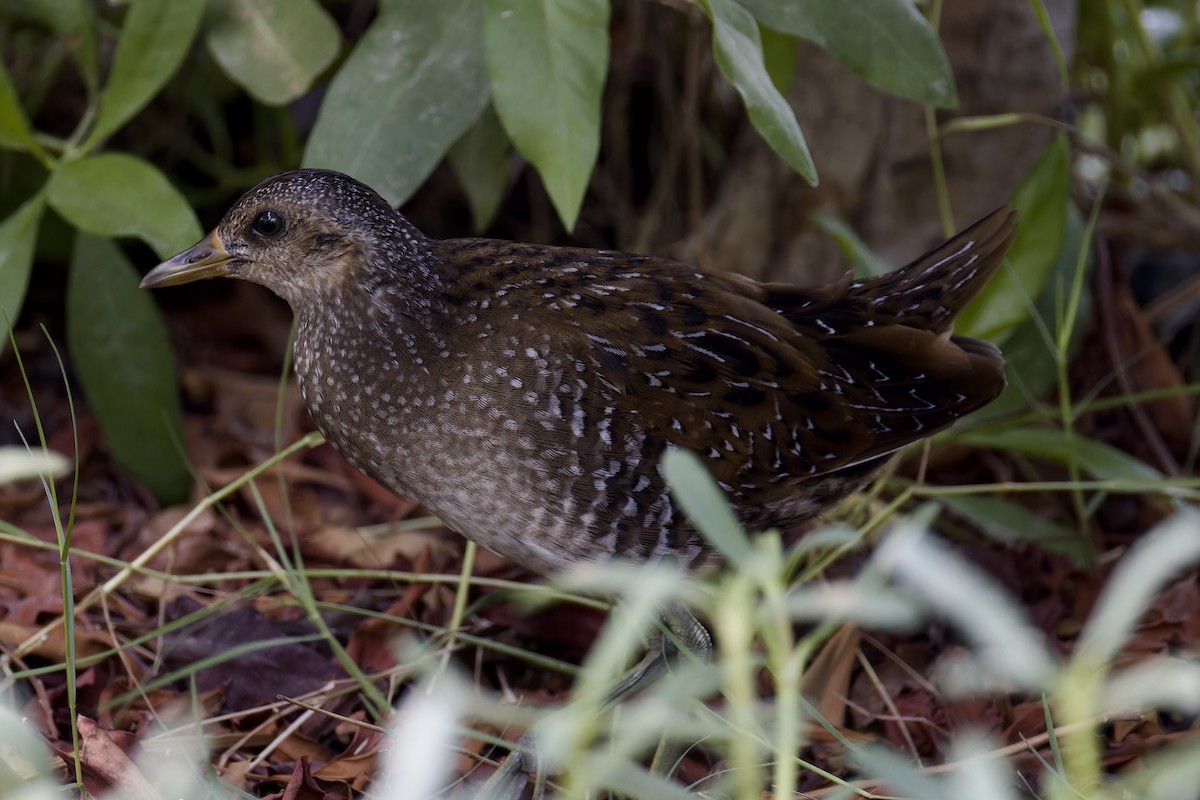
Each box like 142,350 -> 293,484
955,425 -> 1162,482
83,0 -> 206,151
877,519 -> 1059,689
737,0 -> 956,107
67,235 -> 190,504
0,192 -> 47,341
205,0 -> 340,106
483,0 -> 609,229
662,447 -> 753,569
48,153 -> 201,259
1124,736 -> 1200,800
810,211 -> 891,278
956,133 -> 1070,343
759,25 -> 799,94
0,64 -> 38,153
937,493 -> 1092,566
852,745 -> 948,800
696,0 -> 816,184
27,0 -> 101,90
967,204 -> 1090,419
448,104 -> 510,232
305,0 -> 489,208
1104,657 -> 1200,718
1079,513 -> 1200,666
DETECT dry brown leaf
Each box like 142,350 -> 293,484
218,758 -> 254,790
801,624 -> 860,729
76,716 -> 162,800
306,524 -> 459,569
346,567 -> 432,673
275,732 -> 334,765
312,739 -> 382,785
161,600 -> 345,713
0,620 -> 114,661
202,367 -> 304,450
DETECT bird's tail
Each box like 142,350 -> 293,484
852,206 -> 1019,333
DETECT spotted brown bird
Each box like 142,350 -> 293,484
144,169 -> 1015,793
143,169 -> 1015,580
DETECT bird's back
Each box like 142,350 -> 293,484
390,207 -> 1018,572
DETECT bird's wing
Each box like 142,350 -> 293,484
436,213 -> 1011,503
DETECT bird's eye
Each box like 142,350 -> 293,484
251,210 -> 285,238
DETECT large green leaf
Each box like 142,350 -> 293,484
305,0 -> 489,208
1078,513 -> 1200,666
956,425 -> 1161,482
47,153 -> 201,259
759,25 -> 800,94
483,0 -> 609,229
738,0 -> 956,107
67,235 -> 190,504
956,133 -> 1070,343
205,0 -> 340,106
0,192 -> 47,338
967,204 -> 1091,420
82,0 -> 206,151
810,212 -> 891,278
697,0 -> 816,184
662,447 -> 753,570
448,104 -> 511,232
0,64 -> 37,153
937,493 -> 1092,566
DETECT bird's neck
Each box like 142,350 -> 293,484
291,248 -> 451,382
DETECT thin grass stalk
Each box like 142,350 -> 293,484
6,582 -> 273,687
1050,661 -> 1106,800
104,634 -> 326,706
7,326 -> 86,790
1041,695 -> 1067,790
437,539 -> 478,683
43,332 -> 81,562
791,482 -> 914,587
923,0 -> 953,237
766,596 -> 803,798
248,480 -> 392,720
716,572 -> 763,799
0,522 -> 192,573
312,598 -> 579,674
273,323 -> 301,572
1053,190 -> 1104,532
1024,0 -> 1069,92
3,432 -> 325,665
941,112 -> 1074,137
909,477 -> 1200,496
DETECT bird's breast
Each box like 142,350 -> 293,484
290,311 -> 705,574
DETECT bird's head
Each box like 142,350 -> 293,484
141,169 -> 429,310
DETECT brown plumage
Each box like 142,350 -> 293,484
143,169 -> 1016,576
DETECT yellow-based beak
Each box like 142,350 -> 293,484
140,230 -> 234,288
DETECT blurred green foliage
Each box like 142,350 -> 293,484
1076,0 -> 1200,183
0,0 -> 955,503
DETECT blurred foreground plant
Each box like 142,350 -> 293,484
3,437 -> 1198,798
370,452 -> 1200,798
